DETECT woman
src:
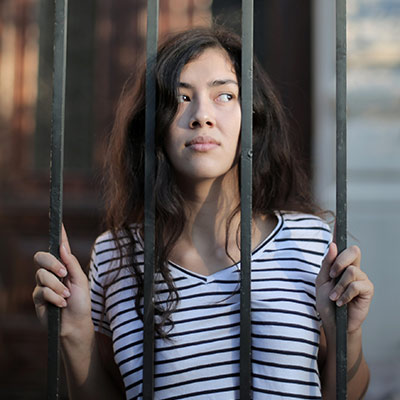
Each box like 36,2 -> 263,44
33,27 -> 374,399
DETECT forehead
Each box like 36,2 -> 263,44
179,47 -> 237,82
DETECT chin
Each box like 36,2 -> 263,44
180,166 -> 238,183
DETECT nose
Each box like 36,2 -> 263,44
189,98 -> 215,129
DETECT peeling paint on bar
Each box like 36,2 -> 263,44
336,0 -> 348,398
48,0 -> 68,398
143,1 -> 159,399
240,0 -> 254,399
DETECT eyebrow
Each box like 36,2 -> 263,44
179,79 -> 238,89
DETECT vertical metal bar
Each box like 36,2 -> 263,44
240,0 -> 254,398
143,0 -> 159,399
336,0 -> 348,399
48,0 -> 68,399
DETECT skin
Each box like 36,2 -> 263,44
166,47 -> 275,274
166,47 -> 241,186
32,47 -> 374,399
33,228 -> 124,399
317,242 -> 374,399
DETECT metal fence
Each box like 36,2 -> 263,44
47,0 -> 348,398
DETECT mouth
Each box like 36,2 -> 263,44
185,136 -> 220,152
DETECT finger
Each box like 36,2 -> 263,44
61,224 -> 72,254
316,242 -> 337,285
32,287 -> 48,325
335,279 -> 373,307
33,285 -> 68,309
59,242 -> 85,282
34,251 -> 68,279
35,268 -> 71,298
329,245 -> 361,279
329,265 -> 367,303
333,220 -> 337,244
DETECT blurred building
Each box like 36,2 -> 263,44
0,1 -> 312,397
313,1 -> 400,398
1,0 -> 398,398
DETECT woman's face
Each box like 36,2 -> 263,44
165,47 -> 241,186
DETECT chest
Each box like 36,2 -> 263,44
105,255 -> 321,399
167,216 -> 275,277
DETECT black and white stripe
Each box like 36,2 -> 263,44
89,212 -> 332,399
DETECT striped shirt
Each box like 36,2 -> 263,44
89,212 -> 332,399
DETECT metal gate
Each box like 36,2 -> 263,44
47,0 -> 348,398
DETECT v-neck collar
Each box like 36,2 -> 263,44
167,212 -> 284,283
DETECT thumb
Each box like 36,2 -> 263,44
317,242 -> 337,284
61,224 -> 72,254
59,238 -> 85,282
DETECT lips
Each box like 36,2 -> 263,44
185,136 -> 220,152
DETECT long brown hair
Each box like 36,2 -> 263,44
102,26 -> 317,337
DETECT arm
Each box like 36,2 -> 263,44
61,321 -> 124,399
318,327 -> 370,399
33,227 -> 124,400
316,243 -> 374,399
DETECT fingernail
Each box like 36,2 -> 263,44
329,291 -> 338,301
59,267 -> 67,277
63,289 -> 71,298
61,300 -> 67,307
336,300 -> 343,307
329,270 -> 336,278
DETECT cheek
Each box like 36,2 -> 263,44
229,108 -> 241,141
165,126 -> 182,160
167,111 -> 184,142
229,110 -> 241,157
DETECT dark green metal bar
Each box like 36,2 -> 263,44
336,0 -> 348,399
143,0 -> 159,398
48,0 -> 68,398
240,0 -> 254,398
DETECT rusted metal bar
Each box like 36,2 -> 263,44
48,0 -> 68,398
240,0 -> 254,398
336,0 -> 348,398
143,0 -> 159,399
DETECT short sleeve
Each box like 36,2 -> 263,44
321,219 -> 333,259
89,239 -> 112,337
316,217 -> 333,326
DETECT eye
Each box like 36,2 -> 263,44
177,94 -> 190,103
216,93 -> 233,102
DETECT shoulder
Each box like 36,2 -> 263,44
93,226 -> 143,256
270,212 -> 333,275
278,211 -> 332,249
90,227 -> 143,281
280,211 -> 331,231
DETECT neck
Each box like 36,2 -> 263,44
177,168 -> 240,247
169,168 -> 277,275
